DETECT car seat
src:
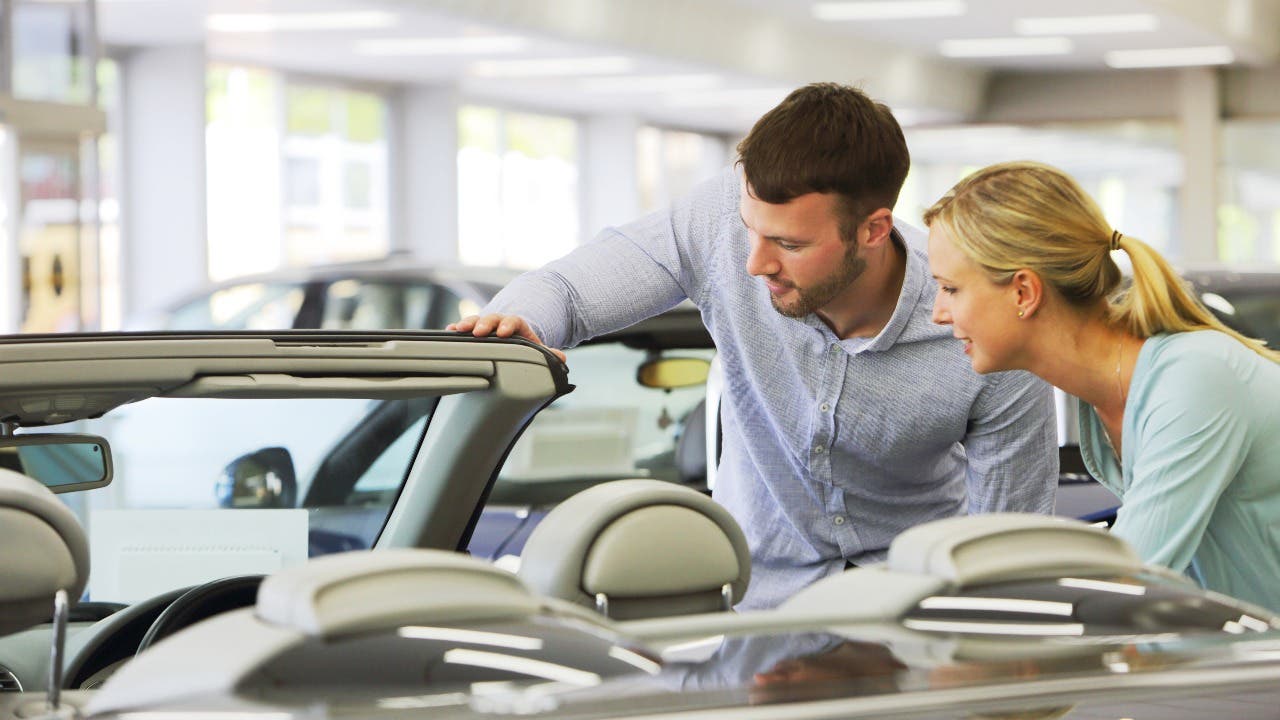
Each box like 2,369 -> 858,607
518,479 -> 750,620
0,467 -> 90,636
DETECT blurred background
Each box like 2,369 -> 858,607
1,0 -> 1277,333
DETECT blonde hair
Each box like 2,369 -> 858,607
924,160 -> 1278,361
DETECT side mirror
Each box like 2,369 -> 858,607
637,356 -> 712,390
0,433 -> 113,492
215,447 -> 297,509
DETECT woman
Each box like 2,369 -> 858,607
924,160 -> 1280,611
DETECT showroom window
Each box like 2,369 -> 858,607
900,122 -> 1181,258
206,65 -> 389,282
456,105 -> 579,269
1219,120 -> 1280,265
636,126 -> 730,213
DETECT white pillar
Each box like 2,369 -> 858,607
120,45 -> 208,319
392,84 -> 459,264
581,114 -> 640,242
1176,67 -> 1221,264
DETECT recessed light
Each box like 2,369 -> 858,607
469,57 -> 637,78
661,88 -> 791,109
207,12 -> 396,33
1015,14 -> 1158,35
1105,46 -> 1234,68
355,36 -> 528,56
939,37 -> 1073,57
812,0 -> 966,21
579,74 -> 723,93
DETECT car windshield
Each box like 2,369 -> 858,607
49,395 -> 429,604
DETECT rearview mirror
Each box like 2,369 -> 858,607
637,356 -> 712,390
0,433 -> 113,492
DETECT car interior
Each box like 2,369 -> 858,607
0,330 -> 1277,720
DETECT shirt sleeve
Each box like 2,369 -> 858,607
962,370 -> 1060,514
1110,352 -> 1250,573
481,168 -> 734,349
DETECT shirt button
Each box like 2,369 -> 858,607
833,516 -> 845,525
820,403 -> 830,412
814,445 -> 825,454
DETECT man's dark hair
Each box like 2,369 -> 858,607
736,83 -> 910,243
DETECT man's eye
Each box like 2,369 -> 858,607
941,286 -> 957,294
778,243 -> 799,251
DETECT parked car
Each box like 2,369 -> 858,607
0,333 -> 1274,720
132,257 -> 519,332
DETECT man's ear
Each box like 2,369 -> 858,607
862,208 -> 894,247
1011,269 -> 1045,318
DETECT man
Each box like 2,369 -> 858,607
450,83 -> 1058,608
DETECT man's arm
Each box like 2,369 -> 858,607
962,370 -> 1059,514
456,169 -> 736,350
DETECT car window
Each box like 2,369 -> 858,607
320,279 -> 435,329
52,396 -> 426,604
466,342 -> 714,560
1206,290 -> 1280,349
167,282 -> 306,330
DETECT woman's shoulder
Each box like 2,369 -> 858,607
1140,330 -> 1271,398
1144,330 -> 1256,367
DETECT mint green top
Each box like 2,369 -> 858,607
1079,331 -> 1280,612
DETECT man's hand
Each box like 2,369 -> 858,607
447,314 -> 567,362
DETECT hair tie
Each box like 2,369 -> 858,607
1110,230 -> 1123,251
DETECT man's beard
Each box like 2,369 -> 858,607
768,243 -> 867,318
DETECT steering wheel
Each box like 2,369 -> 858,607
135,574 -> 265,653
64,574 -> 265,689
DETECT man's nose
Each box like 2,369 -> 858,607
745,237 -> 777,277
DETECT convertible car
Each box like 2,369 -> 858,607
0,331 -> 1278,720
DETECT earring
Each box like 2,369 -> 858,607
1017,309 -> 1025,318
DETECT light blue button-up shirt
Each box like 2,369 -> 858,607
486,168 -> 1058,608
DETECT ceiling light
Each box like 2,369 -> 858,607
355,36 -> 528,56
578,74 -> 723,94
470,56 -> 636,78
939,37 -> 1073,58
812,0 -> 966,21
661,87 -> 790,109
207,12 -> 396,33
1016,14 -> 1158,35
1105,46 -> 1234,68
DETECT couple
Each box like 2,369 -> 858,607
450,83 -> 1280,612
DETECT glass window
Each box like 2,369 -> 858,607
470,339 -> 714,562
457,106 -> 579,269
1219,120 -> 1280,265
11,0 -> 93,104
637,126 -> 730,213
319,280 -> 434,330
206,65 -> 390,281
901,122 -> 1181,257
53,395 -> 430,603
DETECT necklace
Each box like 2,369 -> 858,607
1114,339 -> 1125,406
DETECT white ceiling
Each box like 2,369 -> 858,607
95,0 -> 1280,134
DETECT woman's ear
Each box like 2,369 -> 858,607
1011,269 -> 1044,318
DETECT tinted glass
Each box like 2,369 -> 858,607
320,280 -> 434,330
